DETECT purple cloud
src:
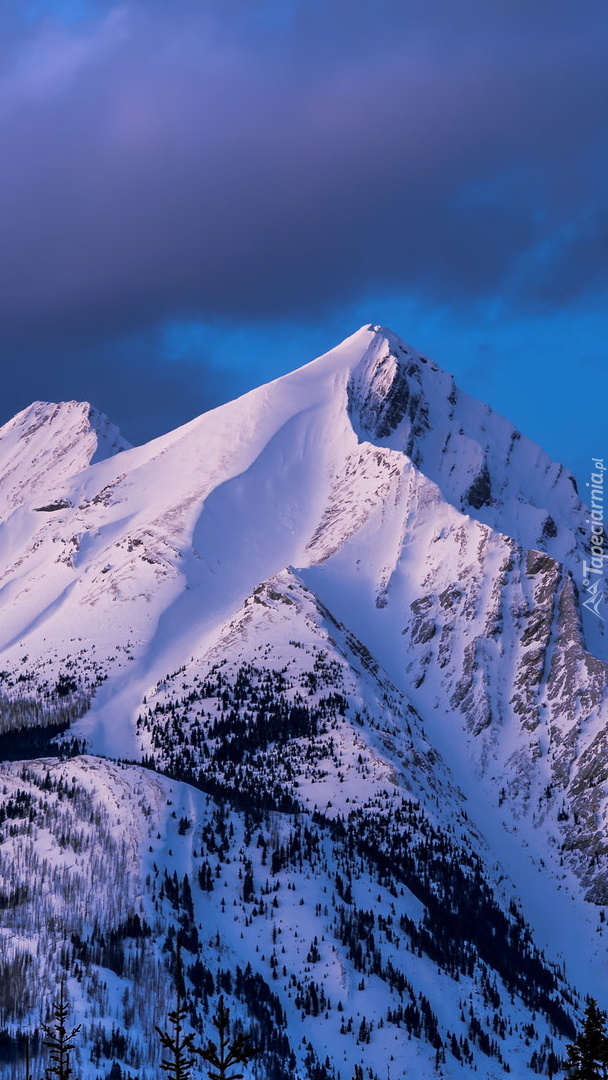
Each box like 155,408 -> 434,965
0,0 -> 606,358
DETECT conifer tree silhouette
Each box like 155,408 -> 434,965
566,998 -> 608,1080
155,953 -> 198,1080
198,996 -> 257,1080
41,982 -> 81,1080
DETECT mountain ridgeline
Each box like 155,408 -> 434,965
0,325 -> 605,1080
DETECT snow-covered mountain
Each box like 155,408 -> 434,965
0,400 -> 130,523
0,325 -> 606,1080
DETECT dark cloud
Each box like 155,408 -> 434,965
0,2 -> 606,332
0,0 -> 606,438
514,196 -> 608,306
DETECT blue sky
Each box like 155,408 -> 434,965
0,0 -> 607,490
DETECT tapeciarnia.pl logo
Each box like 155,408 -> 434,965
582,457 -> 606,620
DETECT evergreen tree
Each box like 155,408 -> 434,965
155,957 -> 198,1080
25,1035 -> 33,1080
41,982 -> 81,1080
566,999 -> 608,1080
198,996 -> 257,1080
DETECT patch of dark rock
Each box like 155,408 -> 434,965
526,551 -> 555,576
33,500 -> 71,512
464,464 -> 492,510
376,364 -> 413,438
541,516 -> 558,540
438,585 -> 463,610
411,621 -> 436,645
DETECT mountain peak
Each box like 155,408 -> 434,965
337,325 -> 583,562
0,399 -> 130,519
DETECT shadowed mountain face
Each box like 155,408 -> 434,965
0,325 -> 604,1080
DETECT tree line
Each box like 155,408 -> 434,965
26,974 -> 257,1080
21,980 -> 608,1080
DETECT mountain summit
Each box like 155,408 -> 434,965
0,326 -> 605,1080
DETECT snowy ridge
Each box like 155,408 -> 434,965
0,325 -> 605,1079
348,327 -> 582,561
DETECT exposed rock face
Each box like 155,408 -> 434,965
465,461 -> 493,509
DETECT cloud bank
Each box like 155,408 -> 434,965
0,0 -> 606,446
1,1 -> 606,343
